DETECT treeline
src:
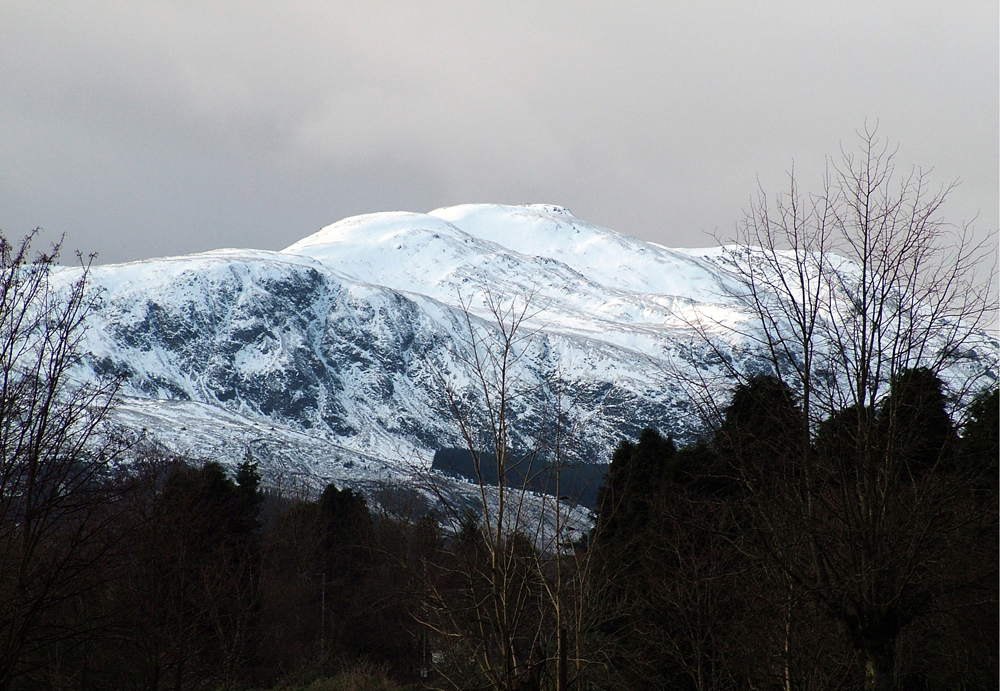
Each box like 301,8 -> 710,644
2,451 -> 437,689
0,228 -> 420,690
3,373 -> 994,690
589,371 -> 998,690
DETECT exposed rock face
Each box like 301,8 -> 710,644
62,204 -> 996,503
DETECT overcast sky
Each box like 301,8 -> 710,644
1,1 -> 997,266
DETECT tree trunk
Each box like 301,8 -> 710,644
558,627 -> 568,691
863,646 -> 894,691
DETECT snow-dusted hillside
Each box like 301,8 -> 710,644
61,204 -> 996,511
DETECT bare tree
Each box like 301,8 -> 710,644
416,288 -> 599,691
0,230 -> 130,690
693,126 -> 997,691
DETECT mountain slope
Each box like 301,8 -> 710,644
61,204 -> 996,507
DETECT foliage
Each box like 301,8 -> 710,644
596,128 -> 997,691
595,427 -> 676,545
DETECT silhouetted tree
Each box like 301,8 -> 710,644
316,483 -> 374,662
876,367 -> 956,473
956,387 -> 998,488
256,497 -> 325,681
595,427 -> 676,548
417,289 -> 602,691
135,461 -> 262,690
0,230 -> 130,691
693,126 -> 997,690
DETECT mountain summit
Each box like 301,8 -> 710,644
65,204 -> 995,501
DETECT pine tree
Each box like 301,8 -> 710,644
595,427 -> 676,548
877,367 -> 956,473
957,387 -> 999,488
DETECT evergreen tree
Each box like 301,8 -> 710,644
595,427 -> 676,548
877,367 -> 956,473
670,439 -> 727,497
956,387 -> 999,487
141,461 -> 262,690
315,484 -> 374,661
591,428 -> 680,685
234,451 -> 263,532
713,374 -> 805,478
318,483 -> 372,564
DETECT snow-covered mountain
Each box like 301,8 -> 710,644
63,203 -> 996,511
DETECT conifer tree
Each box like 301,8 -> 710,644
695,128 -> 997,690
595,427 -> 676,548
876,367 -> 956,473
957,387 -> 999,487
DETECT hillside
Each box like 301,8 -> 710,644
59,203 -> 995,505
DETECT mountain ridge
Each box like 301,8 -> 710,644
54,203 -> 996,512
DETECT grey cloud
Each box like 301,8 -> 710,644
1,1 -> 996,266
